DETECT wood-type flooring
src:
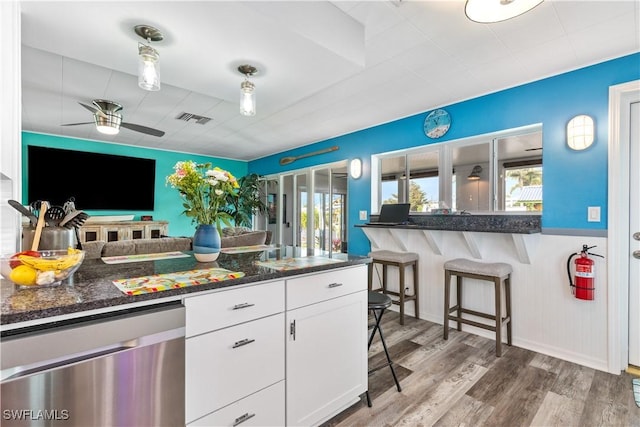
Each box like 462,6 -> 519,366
323,311 -> 640,427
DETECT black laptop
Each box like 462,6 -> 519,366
367,203 -> 410,225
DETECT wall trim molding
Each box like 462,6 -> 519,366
607,79 -> 640,374
541,228 -> 607,237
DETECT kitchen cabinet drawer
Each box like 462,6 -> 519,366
286,265 -> 367,310
184,280 -> 284,337
188,381 -> 284,427
185,313 -> 285,423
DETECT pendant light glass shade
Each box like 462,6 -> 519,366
138,44 -> 161,91
465,0 -> 543,23
238,65 -> 257,117
240,79 -> 256,116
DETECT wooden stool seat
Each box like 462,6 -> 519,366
443,258 -> 513,357
367,250 -> 419,325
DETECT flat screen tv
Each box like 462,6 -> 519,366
28,146 -> 156,211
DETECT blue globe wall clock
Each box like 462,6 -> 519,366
424,108 -> 451,139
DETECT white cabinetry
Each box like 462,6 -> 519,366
183,264 -> 368,427
184,280 -> 285,426
286,266 -> 368,426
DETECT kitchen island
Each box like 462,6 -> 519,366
1,246 -> 369,328
1,246 -> 371,427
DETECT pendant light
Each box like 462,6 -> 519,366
135,25 -> 163,91
468,165 -> 483,180
238,65 -> 257,116
465,0 -> 543,23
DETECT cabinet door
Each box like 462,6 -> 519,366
186,313 -> 285,424
286,290 -> 367,426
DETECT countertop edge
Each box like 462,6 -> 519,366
1,257 -> 371,331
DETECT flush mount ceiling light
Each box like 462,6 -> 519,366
468,165 -> 483,180
567,114 -> 595,150
465,0 -> 543,23
238,64 -> 257,117
135,25 -> 163,91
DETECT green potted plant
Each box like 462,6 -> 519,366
223,173 -> 269,228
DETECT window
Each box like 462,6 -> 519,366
372,125 -> 542,214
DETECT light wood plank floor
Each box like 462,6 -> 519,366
323,312 -> 640,427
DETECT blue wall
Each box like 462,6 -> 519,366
21,132 -> 248,238
249,52 -> 640,256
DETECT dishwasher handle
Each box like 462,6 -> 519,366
3,345 -> 133,382
1,326 -> 184,383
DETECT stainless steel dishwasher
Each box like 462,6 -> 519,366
1,302 -> 185,427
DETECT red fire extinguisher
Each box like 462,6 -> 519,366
567,245 -> 604,300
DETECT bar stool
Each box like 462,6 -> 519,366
443,258 -> 513,357
367,250 -> 419,325
365,291 -> 401,407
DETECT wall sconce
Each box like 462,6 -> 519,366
350,158 -> 362,179
465,0 -> 543,23
134,25 -> 163,92
468,165 -> 482,180
238,65 -> 257,116
567,114 -> 595,150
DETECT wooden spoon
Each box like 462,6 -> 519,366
31,203 -> 47,251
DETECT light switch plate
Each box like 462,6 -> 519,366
359,210 -> 367,220
588,206 -> 601,222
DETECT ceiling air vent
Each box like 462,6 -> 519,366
175,112 -> 212,125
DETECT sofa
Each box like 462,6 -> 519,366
83,228 -> 271,259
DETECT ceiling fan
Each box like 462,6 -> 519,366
62,99 -> 165,137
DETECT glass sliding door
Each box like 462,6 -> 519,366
263,160 -> 348,254
312,164 -> 347,254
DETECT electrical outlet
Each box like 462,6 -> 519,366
588,206 -> 601,222
359,210 -> 367,220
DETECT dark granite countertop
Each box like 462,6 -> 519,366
357,214 -> 541,234
1,246 -> 370,329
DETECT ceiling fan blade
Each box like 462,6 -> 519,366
79,101 -> 107,118
121,122 -> 165,137
61,122 -> 94,126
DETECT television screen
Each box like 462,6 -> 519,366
28,146 -> 156,211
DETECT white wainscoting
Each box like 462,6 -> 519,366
365,229 -> 610,372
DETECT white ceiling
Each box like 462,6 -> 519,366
19,0 -> 640,161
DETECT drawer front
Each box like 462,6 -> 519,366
185,280 -> 284,337
185,313 -> 285,423
188,381 -> 284,427
287,265 -> 367,310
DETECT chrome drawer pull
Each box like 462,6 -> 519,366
233,412 -> 256,426
328,282 -> 343,288
232,302 -> 255,310
232,338 -> 255,348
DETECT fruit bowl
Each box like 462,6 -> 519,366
0,249 -> 85,287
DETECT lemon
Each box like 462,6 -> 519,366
9,265 -> 38,286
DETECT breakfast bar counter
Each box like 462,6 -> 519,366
0,246 -> 370,330
357,213 -> 541,264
